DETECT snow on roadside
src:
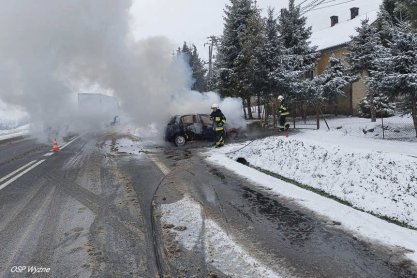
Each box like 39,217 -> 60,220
115,137 -> 145,156
160,195 -> 287,278
0,124 -> 30,141
206,143 -> 417,264
223,136 -> 417,229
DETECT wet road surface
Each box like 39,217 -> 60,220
153,146 -> 417,277
0,134 -> 164,277
0,134 -> 416,277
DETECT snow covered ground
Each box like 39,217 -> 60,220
206,117 -> 417,264
160,195 -> 290,278
316,115 -> 417,141
0,124 -> 30,141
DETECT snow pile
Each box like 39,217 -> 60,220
0,124 -> 30,141
161,195 -> 287,277
226,136 -> 417,229
0,100 -> 29,130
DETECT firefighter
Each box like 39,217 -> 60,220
277,95 -> 290,131
210,103 -> 226,147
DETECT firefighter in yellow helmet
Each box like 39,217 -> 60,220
210,103 -> 226,147
277,95 -> 290,131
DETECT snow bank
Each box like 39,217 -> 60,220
0,124 -> 30,141
161,195 -> 287,277
226,136 -> 417,229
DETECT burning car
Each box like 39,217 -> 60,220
165,114 -> 218,146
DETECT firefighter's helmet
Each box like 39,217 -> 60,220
277,95 -> 284,101
211,103 -> 219,109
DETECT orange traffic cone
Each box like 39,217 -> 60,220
53,139 -> 60,152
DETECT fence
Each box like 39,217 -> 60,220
380,114 -> 416,140
253,100 -> 324,130
246,98 -> 416,140
359,97 -> 417,140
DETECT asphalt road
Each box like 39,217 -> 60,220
0,134 -> 416,277
0,134 -> 164,277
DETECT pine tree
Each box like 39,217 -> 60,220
314,57 -> 355,101
275,0 -> 318,100
178,42 -> 207,92
369,21 -> 417,136
190,45 -> 208,92
255,8 -> 285,120
383,0 -> 417,28
257,8 -> 285,95
215,0 -> 263,119
347,19 -> 381,122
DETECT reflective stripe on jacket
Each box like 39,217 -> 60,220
279,105 -> 289,116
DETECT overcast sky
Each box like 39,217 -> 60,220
129,0 -> 289,59
129,0 -> 382,61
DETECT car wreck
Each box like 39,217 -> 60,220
165,114 -> 217,146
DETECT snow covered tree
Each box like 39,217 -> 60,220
347,19 -> 381,122
252,8 -> 285,118
368,21 -> 417,136
241,3 -> 264,119
357,94 -> 396,118
314,57 -> 356,102
178,42 -> 207,92
189,45 -> 208,92
275,0 -> 318,100
383,0 -> 417,28
215,0 -> 263,119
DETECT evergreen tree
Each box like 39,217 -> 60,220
314,57 -> 356,102
190,45 -> 208,92
257,8 -> 285,96
383,0 -> 417,28
347,19 -> 381,122
275,0 -> 318,100
369,21 -> 417,137
215,0 -> 263,119
178,42 -> 207,92
255,8 -> 286,119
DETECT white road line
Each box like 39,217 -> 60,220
60,136 -> 80,150
43,152 -> 54,157
0,160 -> 46,191
0,160 -> 37,183
147,153 -> 171,175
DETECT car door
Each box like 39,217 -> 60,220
181,115 -> 202,138
199,114 -> 215,139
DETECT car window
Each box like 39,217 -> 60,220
200,115 -> 212,125
181,115 -> 194,124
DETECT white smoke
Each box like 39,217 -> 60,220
0,0 -> 245,142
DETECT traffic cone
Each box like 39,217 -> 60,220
53,139 -> 60,152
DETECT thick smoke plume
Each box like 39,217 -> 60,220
0,0 -> 244,142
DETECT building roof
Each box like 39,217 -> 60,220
306,0 -> 382,51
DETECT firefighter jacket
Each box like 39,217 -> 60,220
210,109 -> 226,131
279,102 -> 289,116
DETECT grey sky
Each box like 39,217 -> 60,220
130,0 -> 289,59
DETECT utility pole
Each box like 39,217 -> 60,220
204,35 -> 218,89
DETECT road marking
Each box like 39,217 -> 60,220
147,153 -> 170,175
60,136 -> 80,150
0,160 -> 37,183
47,136 -> 80,153
0,160 -> 46,191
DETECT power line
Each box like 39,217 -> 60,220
307,0 -> 356,12
301,0 -> 356,14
